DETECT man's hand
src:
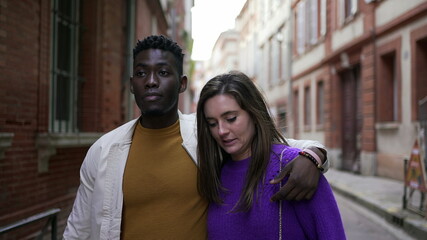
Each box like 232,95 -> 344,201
270,154 -> 320,201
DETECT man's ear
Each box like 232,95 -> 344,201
179,75 -> 188,93
130,77 -> 134,94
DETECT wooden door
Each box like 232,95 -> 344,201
341,65 -> 362,172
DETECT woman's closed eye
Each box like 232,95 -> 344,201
206,116 -> 236,128
207,121 -> 217,128
226,116 -> 237,123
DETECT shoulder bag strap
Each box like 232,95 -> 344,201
278,147 -> 286,240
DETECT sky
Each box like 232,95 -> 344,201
191,0 -> 246,61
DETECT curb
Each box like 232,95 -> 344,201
329,182 -> 427,239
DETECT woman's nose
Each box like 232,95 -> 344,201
217,122 -> 229,136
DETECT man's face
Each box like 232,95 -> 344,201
131,49 -> 187,118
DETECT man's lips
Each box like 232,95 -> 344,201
142,92 -> 161,101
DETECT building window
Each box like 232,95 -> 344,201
304,86 -> 311,128
340,0 -> 358,25
271,36 -> 280,86
296,1 -> 306,55
278,27 -> 285,81
51,0 -> 80,132
308,0 -> 318,45
277,106 -> 287,135
261,44 -> 270,90
413,37 -> 427,120
320,0 -> 327,36
295,0 -> 323,55
293,90 -> 300,135
317,81 -> 325,126
261,0 -> 270,24
378,51 -> 400,122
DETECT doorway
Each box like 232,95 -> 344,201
340,65 -> 362,172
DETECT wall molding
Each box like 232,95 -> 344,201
0,133 -> 14,159
36,132 -> 103,172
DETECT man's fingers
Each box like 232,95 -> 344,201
303,189 -> 315,200
269,164 -> 292,184
270,190 -> 285,202
271,184 -> 294,202
271,178 -> 296,201
270,154 -> 321,201
293,190 -> 308,201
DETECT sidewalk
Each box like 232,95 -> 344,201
325,168 -> 427,240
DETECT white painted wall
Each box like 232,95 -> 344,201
293,43 -> 326,76
376,17 -> 427,158
332,16 -> 364,51
376,0 -> 426,27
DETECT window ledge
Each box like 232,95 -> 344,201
316,124 -> 324,131
0,133 -> 14,159
304,125 -> 312,132
375,122 -> 400,130
36,132 -> 103,173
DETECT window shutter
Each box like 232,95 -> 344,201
310,0 -> 318,44
297,1 -> 306,54
339,0 -> 345,26
351,0 -> 358,15
320,0 -> 327,36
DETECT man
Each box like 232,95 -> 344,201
63,35 -> 328,239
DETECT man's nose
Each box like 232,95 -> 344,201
145,73 -> 159,88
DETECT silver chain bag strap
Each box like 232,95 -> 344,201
278,148 -> 287,240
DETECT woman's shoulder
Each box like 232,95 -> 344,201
272,144 -> 300,161
265,145 -> 300,179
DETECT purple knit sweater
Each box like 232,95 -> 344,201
208,144 -> 346,240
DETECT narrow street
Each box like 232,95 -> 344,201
335,192 -> 415,240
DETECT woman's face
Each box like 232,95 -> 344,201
203,94 -> 256,161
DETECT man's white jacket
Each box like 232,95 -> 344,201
63,112 -> 327,240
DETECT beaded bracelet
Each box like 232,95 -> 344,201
303,148 -> 322,165
298,151 -> 324,171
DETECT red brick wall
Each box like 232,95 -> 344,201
0,0 -> 126,238
1,0 -> 189,238
79,0 -> 125,132
98,0 -> 125,132
0,0 -> 87,237
360,43 -> 376,152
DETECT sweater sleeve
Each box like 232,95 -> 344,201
289,175 -> 346,240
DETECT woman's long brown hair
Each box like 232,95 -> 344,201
196,71 -> 288,211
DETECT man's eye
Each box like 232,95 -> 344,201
159,70 -> 169,76
226,117 -> 236,123
135,71 -> 146,77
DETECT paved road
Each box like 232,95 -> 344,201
335,192 -> 416,240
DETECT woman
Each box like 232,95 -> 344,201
196,71 -> 346,239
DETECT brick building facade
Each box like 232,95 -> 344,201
0,0 -> 193,238
207,0 -> 427,181
288,0 -> 427,179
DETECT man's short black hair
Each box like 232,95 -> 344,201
133,35 -> 184,76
